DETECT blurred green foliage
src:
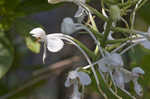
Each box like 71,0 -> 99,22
0,0 -> 60,98
0,0 -> 58,80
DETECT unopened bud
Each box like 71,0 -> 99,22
110,5 -> 121,21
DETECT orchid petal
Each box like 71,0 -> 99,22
72,82 -> 81,99
30,27 -> 46,39
74,6 -> 84,18
140,40 -> 150,49
148,27 -> 150,32
98,62 -> 109,72
78,71 -> 91,85
132,67 -> 145,75
121,70 -> 132,83
43,43 -> 47,63
69,71 -> 79,80
134,82 -> 143,96
108,53 -> 124,67
113,71 -> 125,88
64,77 -> 72,87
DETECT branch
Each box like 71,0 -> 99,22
0,56 -> 81,99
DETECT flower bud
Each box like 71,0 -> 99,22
110,5 -> 121,21
61,17 -> 77,34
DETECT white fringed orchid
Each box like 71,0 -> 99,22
30,27 -> 64,63
124,67 -> 144,96
65,69 -> 91,99
116,67 -> 145,96
98,53 -> 124,88
65,70 -> 91,87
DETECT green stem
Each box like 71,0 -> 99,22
106,38 -> 129,44
86,4 -> 108,22
89,27 -> 104,38
137,0 -> 148,10
72,38 -> 96,59
111,27 -> 140,35
102,19 -> 113,47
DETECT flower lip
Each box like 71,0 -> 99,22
46,34 -> 64,53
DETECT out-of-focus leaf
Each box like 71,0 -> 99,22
14,18 -> 43,36
138,1 -> 150,25
139,54 -> 150,99
127,45 -> 149,65
0,0 -> 4,5
0,32 -> 14,79
14,18 -> 42,53
4,0 -> 21,11
15,0 -> 61,15
25,37 -> 40,54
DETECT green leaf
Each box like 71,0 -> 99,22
0,0 -> 4,5
14,18 -> 43,36
25,37 -> 40,54
138,1 -> 150,25
4,0 -> 21,11
127,45 -> 148,65
0,32 -> 14,79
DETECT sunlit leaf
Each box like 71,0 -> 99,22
25,37 -> 40,53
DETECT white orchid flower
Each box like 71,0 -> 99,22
30,27 -> 64,63
65,70 -> 91,99
98,52 -> 124,89
30,27 -> 90,64
120,67 -> 144,96
65,70 -> 91,87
